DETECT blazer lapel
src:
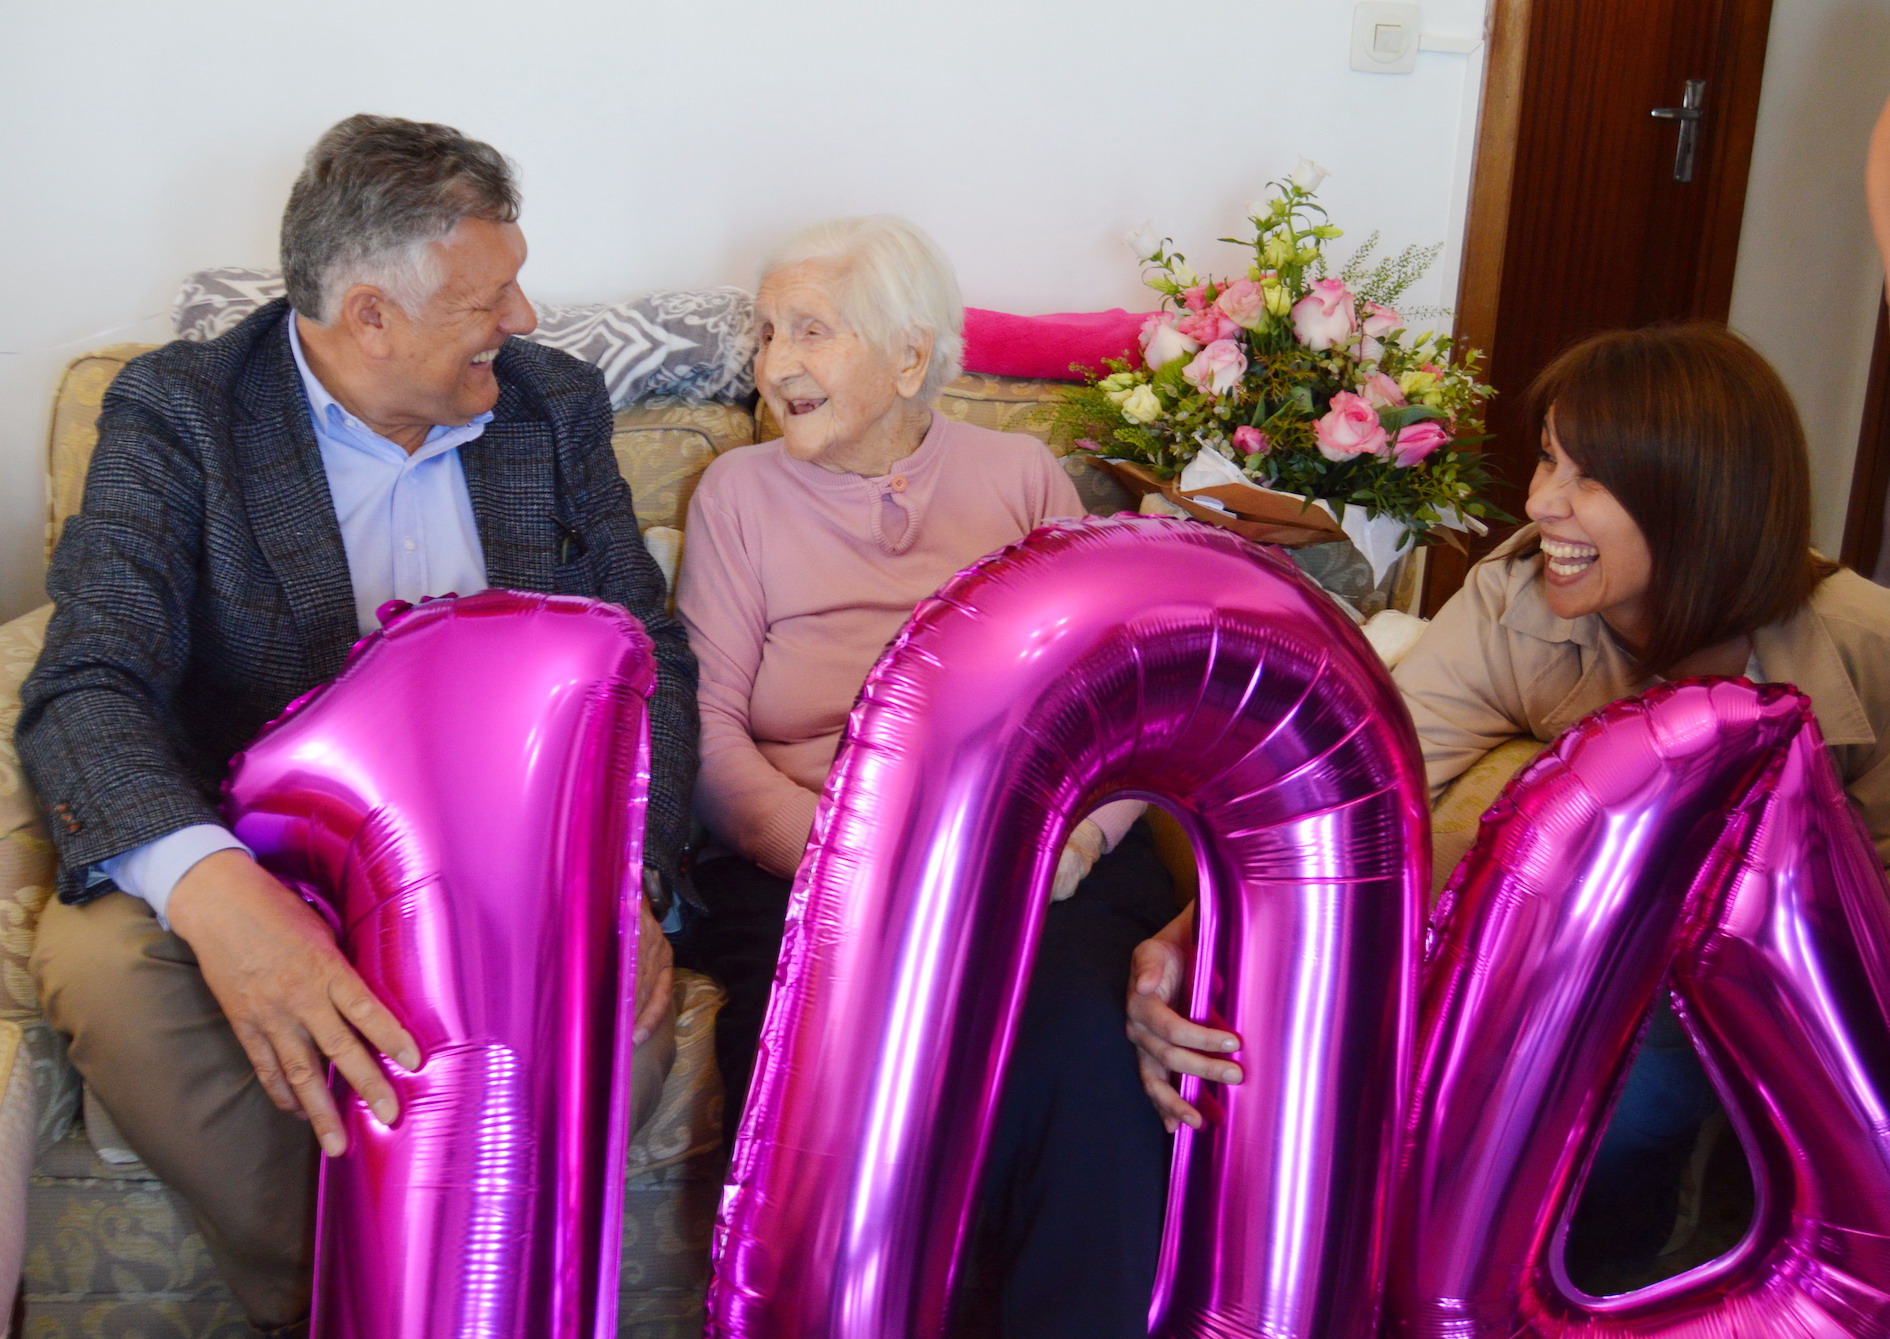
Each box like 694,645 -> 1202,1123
231,311 -> 359,680
462,387 -> 558,595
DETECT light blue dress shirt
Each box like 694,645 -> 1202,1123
97,314 -> 494,922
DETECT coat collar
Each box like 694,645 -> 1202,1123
1753,590 -> 1877,748
460,405 -> 557,594
231,305 -> 359,680
1487,524 -> 1875,749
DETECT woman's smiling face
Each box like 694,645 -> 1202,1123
1525,412 -> 1656,648
753,259 -> 923,476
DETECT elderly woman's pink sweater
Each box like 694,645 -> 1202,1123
677,412 -> 1138,878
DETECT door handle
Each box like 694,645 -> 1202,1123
1651,79 -> 1707,183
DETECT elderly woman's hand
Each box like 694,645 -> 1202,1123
1125,904 -> 1242,1133
1050,820 -> 1108,901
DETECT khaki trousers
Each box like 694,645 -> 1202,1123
32,891 -> 678,1330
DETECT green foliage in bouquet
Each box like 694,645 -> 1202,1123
1054,167 -> 1505,543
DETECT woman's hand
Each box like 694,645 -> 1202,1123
1125,904 -> 1242,1132
1051,820 -> 1108,901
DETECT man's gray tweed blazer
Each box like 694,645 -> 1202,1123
17,300 -> 699,912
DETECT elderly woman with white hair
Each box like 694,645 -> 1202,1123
675,215 -> 1175,1337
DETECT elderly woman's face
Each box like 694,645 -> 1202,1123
1525,415 -> 1654,646
755,260 -> 925,474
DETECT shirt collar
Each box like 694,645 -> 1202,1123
780,409 -> 951,491
287,312 -> 493,459
1493,524 -> 1601,649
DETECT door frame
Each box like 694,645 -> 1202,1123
1841,298 -> 1890,578
1424,0 -> 1777,614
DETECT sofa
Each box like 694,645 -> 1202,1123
0,318 -> 1514,1336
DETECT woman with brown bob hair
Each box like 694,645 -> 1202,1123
1393,321 -> 1890,1286
1396,321 -> 1889,857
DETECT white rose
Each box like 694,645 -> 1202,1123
1169,262 -> 1199,288
1120,385 -> 1164,424
1289,157 -> 1330,192
1126,223 -> 1163,262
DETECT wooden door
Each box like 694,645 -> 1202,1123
1426,0 -> 1774,612
1841,299 -> 1890,583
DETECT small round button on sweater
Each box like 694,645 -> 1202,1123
890,476 -> 907,493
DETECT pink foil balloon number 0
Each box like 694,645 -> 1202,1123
224,591 -> 657,1339
709,515 -> 1431,1339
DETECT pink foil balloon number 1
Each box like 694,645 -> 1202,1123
1391,680 -> 1890,1337
710,516 -> 1431,1339
223,591 -> 657,1339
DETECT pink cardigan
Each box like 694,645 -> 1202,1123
677,412 -> 1139,878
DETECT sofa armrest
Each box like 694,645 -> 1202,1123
0,1019 -> 30,1322
0,604 -> 80,1151
1428,736 -> 1548,902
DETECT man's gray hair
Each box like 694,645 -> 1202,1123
281,114 -> 520,323
761,215 -> 964,401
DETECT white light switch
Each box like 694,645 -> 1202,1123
1351,2 -> 1421,74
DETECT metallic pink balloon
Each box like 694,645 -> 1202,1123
1389,678 -> 1890,1336
709,515 -> 1429,1339
222,590 -> 655,1339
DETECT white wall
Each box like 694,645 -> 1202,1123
0,0 -> 1493,621
1728,0 -> 1890,556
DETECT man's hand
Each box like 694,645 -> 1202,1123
166,849 -> 419,1157
632,877 -> 674,1045
1051,820 -> 1108,901
1125,904 -> 1242,1133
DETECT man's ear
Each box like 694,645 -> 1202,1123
893,326 -> 934,400
336,285 -> 397,360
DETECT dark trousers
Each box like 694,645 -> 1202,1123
682,822 -> 1178,1339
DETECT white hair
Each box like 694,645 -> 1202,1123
760,215 -> 965,402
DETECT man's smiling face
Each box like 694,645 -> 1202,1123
375,217 -> 536,432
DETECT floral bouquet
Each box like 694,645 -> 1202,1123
1056,160 -> 1501,583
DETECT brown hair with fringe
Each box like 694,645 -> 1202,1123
1526,323 -> 1836,677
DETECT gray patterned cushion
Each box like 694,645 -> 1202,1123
172,269 -> 756,407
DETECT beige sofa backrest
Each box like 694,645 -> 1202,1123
43,348 -> 1131,560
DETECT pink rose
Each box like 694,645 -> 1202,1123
1358,370 -> 1406,409
1313,391 -> 1388,462
1358,302 -> 1402,360
1361,302 -> 1401,338
1214,279 -> 1269,331
1290,278 -> 1357,352
1174,308 -> 1240,345
1390,419 -> 1450,467
1232,424 -> 1271,455
1140,316 -> 1200,369
1182,283 -> 1210,312
1181,339 -> 1248,397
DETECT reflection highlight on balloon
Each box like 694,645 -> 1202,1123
1391,679 -> 1890,1338
709,515 -> 1430,1339
224,590 -> 656,1339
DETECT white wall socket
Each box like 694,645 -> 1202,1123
1351,2 -> 1421,74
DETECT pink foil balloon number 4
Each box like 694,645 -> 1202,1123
1391,679 -> 1890,1338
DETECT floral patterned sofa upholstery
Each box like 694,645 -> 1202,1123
0,342 -> 1133,1338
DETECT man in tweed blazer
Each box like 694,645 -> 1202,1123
18,116 -> 697,1333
